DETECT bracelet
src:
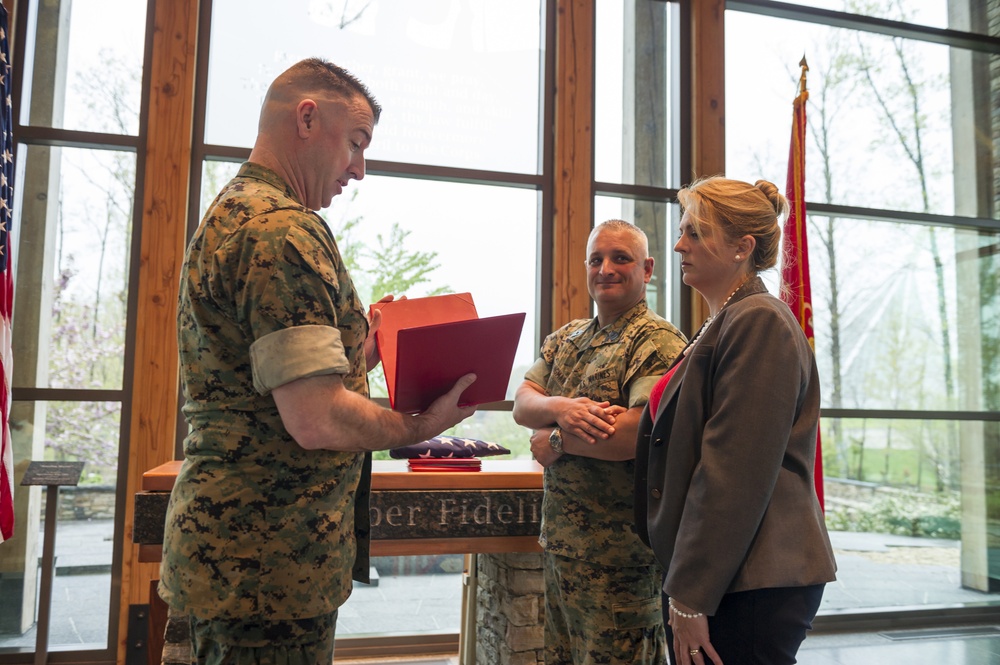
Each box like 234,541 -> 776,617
668,597 -> 704,619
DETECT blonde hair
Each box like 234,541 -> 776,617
676,176 -> 788,271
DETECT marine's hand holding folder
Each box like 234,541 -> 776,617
365,293 -> 406,371
371,293 -> 526,414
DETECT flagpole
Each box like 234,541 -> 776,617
781,55 -> 824,510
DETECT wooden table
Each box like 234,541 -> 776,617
133,458 -> 544,664
135,458 -> 545,561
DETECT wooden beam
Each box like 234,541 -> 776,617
552,0 -> 595,327
689,0 -> 725,181
687,0 -> 726,328
116,0 -> 198,660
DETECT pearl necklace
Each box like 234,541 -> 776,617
683,276 -> 752,356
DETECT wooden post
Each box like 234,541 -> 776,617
552,0 -> 595,328
117,0 -> 198,660
686,0 -> 725,330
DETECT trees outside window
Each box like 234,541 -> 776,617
726,0 -> 1000,606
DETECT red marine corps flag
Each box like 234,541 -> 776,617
0,3 -> 15,543
780,57 -> 824,511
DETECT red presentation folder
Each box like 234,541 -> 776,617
371,293 -> 525,413
393,313 -> 525,413
371,293 -> 479,407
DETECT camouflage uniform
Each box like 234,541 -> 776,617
159,163 -> 371,656
524,300 -> 686,665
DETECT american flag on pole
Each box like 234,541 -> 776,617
780,57 -> 824,511
0,3 -> 15,543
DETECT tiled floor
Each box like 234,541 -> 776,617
333,627 -> 1000,664
799,625 -> 1000,664
332,527 -> 1000,663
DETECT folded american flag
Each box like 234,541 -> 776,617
390,436 -> 510,459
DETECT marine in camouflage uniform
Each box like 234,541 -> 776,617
159,161 -> 370,645
514,221 -> 687,665
159,58 -> 476,664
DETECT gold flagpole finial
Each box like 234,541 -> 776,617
798,56 -> 809,95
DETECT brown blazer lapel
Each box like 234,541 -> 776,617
634,403 -> 654,546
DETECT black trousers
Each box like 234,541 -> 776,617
664,584 -> 825,665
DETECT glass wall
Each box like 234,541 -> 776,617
1,0 -> 146,656
725,0 -> 1000,615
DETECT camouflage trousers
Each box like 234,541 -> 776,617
543,552 -> 667,665
187,611 -> 337,665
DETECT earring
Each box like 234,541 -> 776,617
735,254 -> 741,260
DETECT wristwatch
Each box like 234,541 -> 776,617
548,427 -> 564,454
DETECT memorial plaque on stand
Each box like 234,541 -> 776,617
20,460 -> 85,665
21,461 -> 85,486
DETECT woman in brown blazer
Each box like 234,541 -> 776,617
634,177 -> 836,665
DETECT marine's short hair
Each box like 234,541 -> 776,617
588,219 -> 649,260
274,57 -> 382,123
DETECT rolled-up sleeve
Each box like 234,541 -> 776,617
249,325 -> 350,395
627,375 -> 658,408
523,356 -> 552,389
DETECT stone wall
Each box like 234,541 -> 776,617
475,552 -> 544,665
40,485 -> 116,521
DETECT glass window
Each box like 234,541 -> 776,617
200,160 -> 242,216
18,0 -> 145,133
725,11 -> 995,219
594,0 -> 680,188
319,175 -> 539,391
821,416 -> 1000,612
447,411 -> 533,460
776,1 -> 990,37
3,0 -> 141,649
338,555 -> 463,637
726,3 -> 1000,619
594,195 -> 681,323
4,143 -> 132,653
205,0 -> 543,174
806,218 -> 998,414
12,146 -> 134,391
0,401 -> 120,650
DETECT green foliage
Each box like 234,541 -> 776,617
47,268 -> 125,473
324,200 -> 450,304
441,411 -> 534,460
822,417 -> 958,494
370,412 -> 533,463
366,224 -> 449,302
323,204 -> 450,403
983,254 -> 1000,411
985,483 -> 1000,521
825,488 -> 960,540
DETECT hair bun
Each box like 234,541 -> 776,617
754,179 -> 788,218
